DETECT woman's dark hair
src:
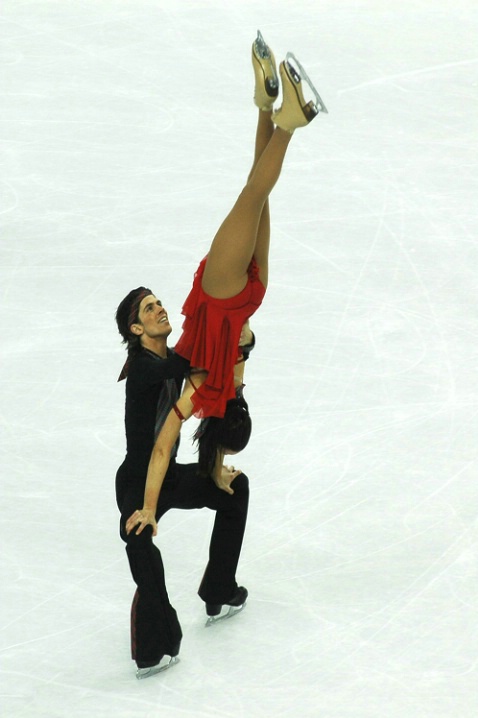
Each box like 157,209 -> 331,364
194,395 -> 252,477
115,286 -> 152,355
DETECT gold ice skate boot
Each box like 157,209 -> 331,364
252,30 -> 279,111
272,52 -> 328,133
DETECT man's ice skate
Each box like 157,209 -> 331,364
205,586 -> 248,627
252,30 -> 279,111
136,655 -> 179,680
272,52 -> 328,133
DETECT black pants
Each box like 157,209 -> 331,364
115,459 -> 249,668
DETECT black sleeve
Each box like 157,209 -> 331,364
130,351 -> 190,387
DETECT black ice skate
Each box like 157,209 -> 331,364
136,655 -> 180,680
272,52 -> 328,132
205,586 -> 248,627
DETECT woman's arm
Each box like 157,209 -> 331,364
125,372 -> 207,536
125,409 -> 181,536
211,449 -> 242,495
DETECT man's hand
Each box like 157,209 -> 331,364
214,464 -> 241,495
125,508 -> 157,536
239,321 -> 253,347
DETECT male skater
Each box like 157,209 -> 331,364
115,288 -> 252,679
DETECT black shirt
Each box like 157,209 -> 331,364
123,349 -> 190,474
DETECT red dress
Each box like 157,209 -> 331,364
174,256 -> 266,418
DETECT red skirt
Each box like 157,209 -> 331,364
175,256 -> 266,418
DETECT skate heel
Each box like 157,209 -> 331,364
205,602 -> 246,627
252,30 -> 279,111
205,585 -> 248,627
272,53 -> 328,133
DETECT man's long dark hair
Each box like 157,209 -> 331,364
193,395 -> 252,477
115,287 -> 153,381
116,287 -> 153,348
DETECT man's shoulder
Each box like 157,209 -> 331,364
127,347 -> 188,384
134,348 -> 169,363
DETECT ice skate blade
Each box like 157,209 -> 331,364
252,29 -> 278,108
136,656 -> 179,680
205,603 -> 246,627
255,30 -> 275,65
285,52 -> 328,114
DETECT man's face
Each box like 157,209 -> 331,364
133,294 -> 172,340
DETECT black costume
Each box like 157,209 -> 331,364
115,348 -> 249,669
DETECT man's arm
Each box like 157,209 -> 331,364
239,321 -> 255,353
234,321 -> 255,387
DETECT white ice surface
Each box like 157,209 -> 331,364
1,1 -> 478,716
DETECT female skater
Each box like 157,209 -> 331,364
126,31 -> 327,538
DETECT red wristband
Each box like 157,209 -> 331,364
172,403 -> 185,422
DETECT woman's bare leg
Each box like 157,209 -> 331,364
247,109 -> 274,288
202,124 -> 292,299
